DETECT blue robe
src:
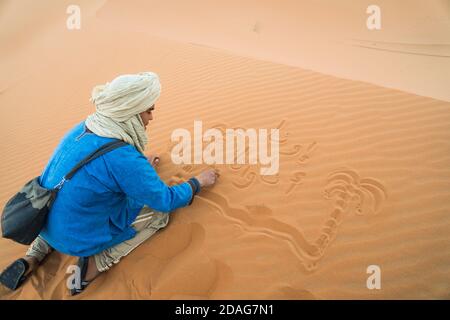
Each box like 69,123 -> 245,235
39,121 -> 192,257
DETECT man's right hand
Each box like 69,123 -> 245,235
195,169 -> 219,188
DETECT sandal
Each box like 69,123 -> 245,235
70,257 -> 91,296
0,258 -> 30,291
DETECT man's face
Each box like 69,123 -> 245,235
139,104 -> 155,129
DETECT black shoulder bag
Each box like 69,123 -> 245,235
1,140 -> 128,245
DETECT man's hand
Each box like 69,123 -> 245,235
148,155 -> 160,167
195,169 -> 219,188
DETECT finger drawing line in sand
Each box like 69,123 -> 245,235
274,118 -> 300,155
231,166 -> 257,189
198,168 -> 386,272
208,120 -> 315,191
273,119 -> 289,145
284,140 -> 316,194
228,153 -> 308,190
315,169 -> 387,254
228,140 -> 314,192
296,141 -> 317,165
165,121 -> 386,271
230,165 -> 280,189
285,171 -> 306,196
169,120 -> 316,193
170,120 -> 279,175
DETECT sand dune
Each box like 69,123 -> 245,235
0,0 -> 449,299
95,0 -> 450,101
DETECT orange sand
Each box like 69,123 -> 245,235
0,0 -> 449,299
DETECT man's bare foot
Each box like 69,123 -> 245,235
84,256 -> 100,282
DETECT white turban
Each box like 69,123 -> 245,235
85,72 -> 161,153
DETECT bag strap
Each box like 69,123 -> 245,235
53,140 -> 128,190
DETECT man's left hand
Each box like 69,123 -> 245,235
148,155 -> 160,167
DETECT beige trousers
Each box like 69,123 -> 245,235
26,206 -> 169,272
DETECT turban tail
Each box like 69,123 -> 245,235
85,72 -> 161,153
